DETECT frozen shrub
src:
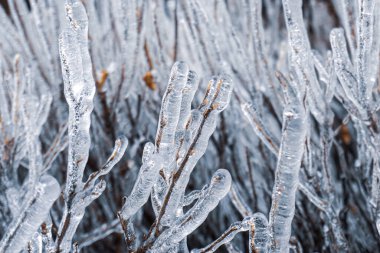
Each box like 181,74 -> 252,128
0,0 -> 379,252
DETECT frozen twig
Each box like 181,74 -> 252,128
0,175 -> 60,253
268,72 -> 307,252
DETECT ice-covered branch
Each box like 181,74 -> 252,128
268,73 -> 307,252
150,169 -> 232,252
190,212 -> 268,253
0,175 -> 60,253
55,3 -> 128,251
120,142 -> 159,221
242,103 -> 280,155
56,135 -> 128,252
155,73 -> 233,229
356,0 -> 376,108
282,0 -> 325,123
117,61 -> 233,252
330,28 -> 364,116
55,1 -> 95,251
59,0 -> 94,200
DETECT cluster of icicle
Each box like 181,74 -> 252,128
0,0 -> 379,252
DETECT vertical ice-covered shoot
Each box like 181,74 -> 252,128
155,61 -> 189,178
268,72 -> 307,252
149,62 -> 197,220
330,28 -> 365,115
59,0 -> 94,203
356,0 -> 376,109
56,1 -> 128,252
57,0 -> 95,250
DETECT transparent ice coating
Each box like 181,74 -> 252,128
150,63 -> 199,216
190,213 -> 267,253
250,213 -> 269,253
1,0 -> 379,251
183,190 -> 202,206
150,169 -> 232,252
191,220 -> 248,253
177,70 -> 199,131
242,103 -> 280,155
0,175 -> 60,253
55,2 -> 129,252
56,135 -> 128,253
250,0 -> 283,118
56,1 -> 94,251
229,184 -> 253,217
268,75 -> 307,252
121,142 -> 162,220
282,0 -> 325,123
330,28 -> 363,111
356,0 -> 376,107
59,0 -> 95,200
158,75 -> 233,226
83,136 -> 129,191
330,0 -> 377,119
155,61 -> 189,176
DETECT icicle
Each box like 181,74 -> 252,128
0,175 -> 60,253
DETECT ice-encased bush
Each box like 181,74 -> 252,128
0,0 -> 379,252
